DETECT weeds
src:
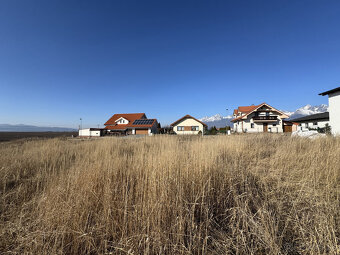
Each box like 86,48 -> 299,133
0,135 -> 339,254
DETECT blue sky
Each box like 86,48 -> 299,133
0,0 -> 339,128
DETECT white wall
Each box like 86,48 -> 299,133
79,129 -> 101,137
79,129 -> 90,136
233,113 -> 284,133
328,91 -> 340,135
173,118 -> 205,135
298,120 -> 329,130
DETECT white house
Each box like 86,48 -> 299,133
232,103 -> 289,133
104,113 -> 158,136
290,112 -> 330,131
171,115 -> 207,135
319,87 -> 340,135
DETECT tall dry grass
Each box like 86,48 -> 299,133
0,135 -> 339,254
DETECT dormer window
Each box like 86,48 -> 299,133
116,117 -> 129,124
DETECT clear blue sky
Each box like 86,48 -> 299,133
1,0 -> 339,128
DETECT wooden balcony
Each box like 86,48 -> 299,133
253,116 -> 278,122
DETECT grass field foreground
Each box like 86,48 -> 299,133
0,135 -> 339,254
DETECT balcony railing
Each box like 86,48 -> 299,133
253,116 -> 278,121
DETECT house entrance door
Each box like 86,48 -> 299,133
263,123 -> 268,132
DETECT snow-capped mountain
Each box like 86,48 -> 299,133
199,114 -> 233,128
285,104 -> 328,120
200,104 -> 328,128
199,114 -> 233,123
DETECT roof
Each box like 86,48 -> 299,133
128,119 -> 157,128
105,119 -> 157,130
232,104 -> 260,120
283,120 -> 299,125
319,87 -> 340,96
104,113 -> 158,130
104,113 -> 146,126
170,115 -> 207,127
80,128 -> 104,131
290,112 -> 329,123
104,125 -> 128,130
231,103 -> 289,122
238,105 -> 258,113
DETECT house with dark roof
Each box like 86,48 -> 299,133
231,103 -> 289,133
319,87 -> 340,135
104,113 -> 158,135
290,112 -> 329,131
171,115 -> 207,135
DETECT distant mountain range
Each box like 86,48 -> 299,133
0,124 -> 77,132
199,114 -> 233,128
282,104 -> 328,120
1,104 -> 329,131
199,104 -> 328,128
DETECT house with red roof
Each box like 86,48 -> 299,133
171,115 -> 207,135
231,103 -> 289,133
104,113 -> 158,135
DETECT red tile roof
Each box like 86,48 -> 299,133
105,125 -> 129,130
104,113 -> 158,130
104,113 -> 146,126
238,105 -> 258,113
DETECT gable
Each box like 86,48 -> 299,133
171,115 -> 207,127
232,103 -> 289,122
115,117 -> 129,124
257,105 -> 271,111
173,117 -> 203,127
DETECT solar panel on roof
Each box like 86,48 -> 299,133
133,119 -> 154,125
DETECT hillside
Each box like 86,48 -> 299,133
0,124 -> 77,132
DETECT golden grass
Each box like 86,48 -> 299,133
0,135 -> 339,254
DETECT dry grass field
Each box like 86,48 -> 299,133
0,132 -> 77,142
0,135 -> 339,254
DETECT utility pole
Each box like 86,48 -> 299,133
80,118 -> 82,130
226,109 -> 229,135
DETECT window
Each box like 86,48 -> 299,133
255,112 -> 259,117
273,124 -> 277,127
251,123 -> 254,128
266,112 -> 270,117
313,122 -> 318,126
306,123 -> 309,128
177,126 -> 184,131
191,126 -> 199,131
